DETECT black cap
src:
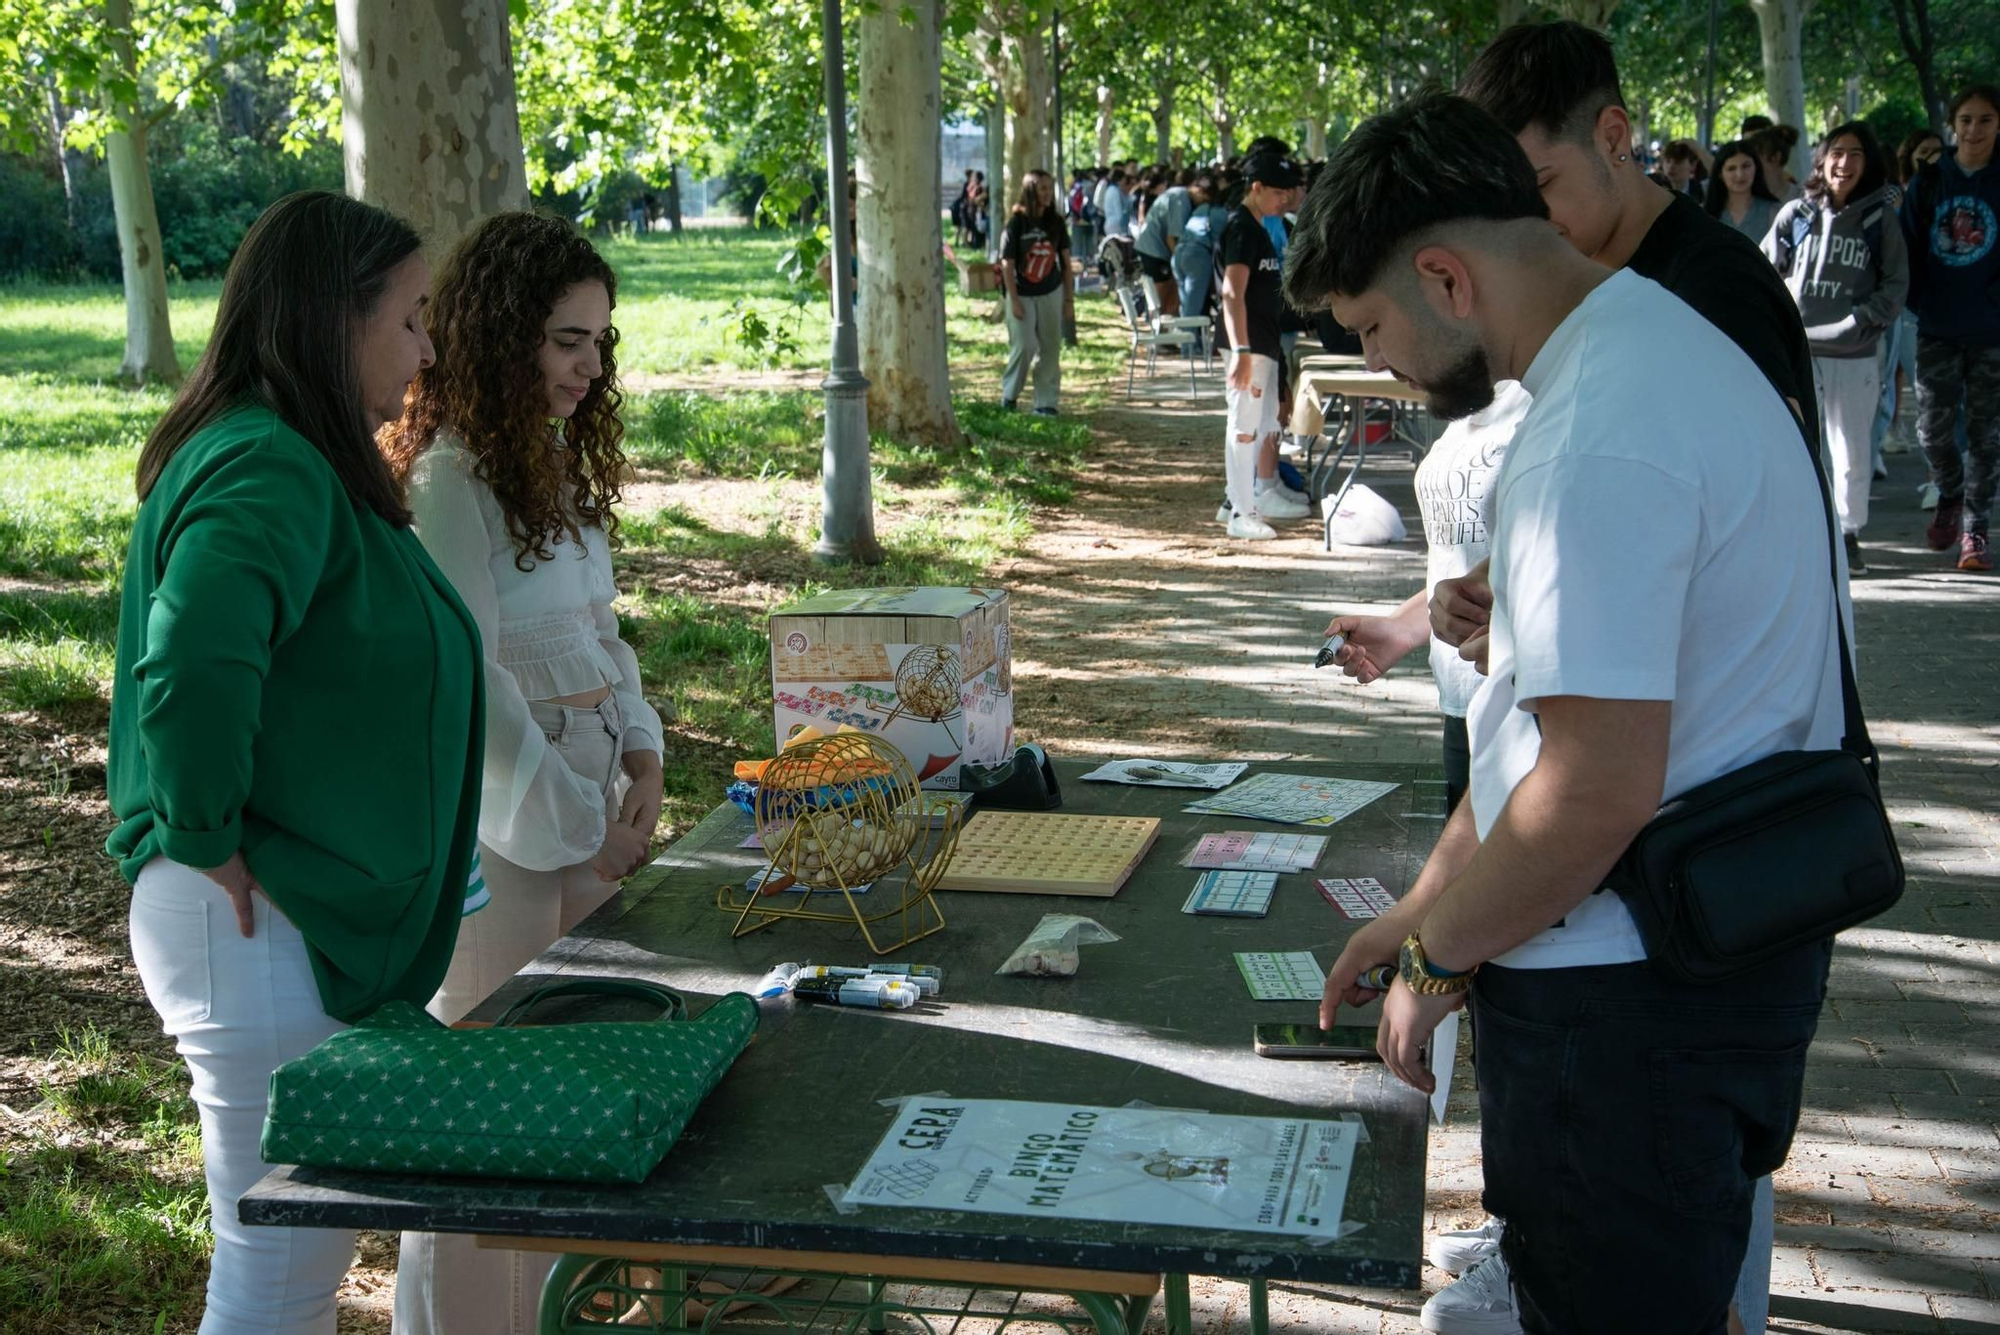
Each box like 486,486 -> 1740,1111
1244,151 -> 1302,189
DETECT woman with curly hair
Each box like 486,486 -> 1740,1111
379,211 -> 665,1330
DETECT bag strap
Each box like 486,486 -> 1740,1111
493,978 -> 688,1029
1802,411 -> 1880,787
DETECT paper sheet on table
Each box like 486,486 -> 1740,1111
1184,772 -> 1400,826
1079,759 -> 1249,790
840,1098 -> 1358,1238
1184,830 -> 1329,871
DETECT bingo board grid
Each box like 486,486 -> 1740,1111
1182,870 -> 1279,917
1317,877 -> 1398,919
1234,951 -> 1327,1001
772,643 -> 895,684
935,813 -> 1162,897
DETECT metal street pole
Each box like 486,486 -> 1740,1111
814,0 -> 882,565
1700,0 -> 1720,149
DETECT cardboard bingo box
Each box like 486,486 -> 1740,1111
769,587 -> 1013,789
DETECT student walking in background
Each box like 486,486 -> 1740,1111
997,170 -> 1072,416
1766,121 -> 1908,574
1706,138 -> 1782,240
1902,85 -> 2000,571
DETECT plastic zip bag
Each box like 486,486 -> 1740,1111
996,913 -> 1122,977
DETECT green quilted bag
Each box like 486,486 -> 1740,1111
261,981 -> 758,1184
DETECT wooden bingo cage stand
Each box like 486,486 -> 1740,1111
719,733 -> 964,954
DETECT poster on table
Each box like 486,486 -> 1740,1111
841,1098 -> 1359,1239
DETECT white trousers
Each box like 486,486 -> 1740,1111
1224,353 -> 1281,517
129,858 -> 354,1335
1816,354 -> 1880,535
395,696 -> 629,1335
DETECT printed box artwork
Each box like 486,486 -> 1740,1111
769,587 -> 1013,790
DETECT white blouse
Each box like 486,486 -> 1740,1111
406,434 -> 662,873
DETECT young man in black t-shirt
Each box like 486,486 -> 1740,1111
1435,19 -> 1834,665
1216,151 -> 1310,539
998,170 -> 1072,415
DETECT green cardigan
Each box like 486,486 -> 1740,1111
107,405 -> 485,1022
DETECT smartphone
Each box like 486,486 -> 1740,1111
1253,1023 -> 1383,1060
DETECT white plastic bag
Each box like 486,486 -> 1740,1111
996,914 -> 1122,977
1323,483 -> 1408,546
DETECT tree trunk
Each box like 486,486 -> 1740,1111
856,0 -> 963,447
336,0 -> 530,260
44,78 -> 81,233
1001,17 -> 1051,213
1887,0 -> 1943,134
1094,83 -> 1114,165
1212,67 -> 1235,163
1303,113 -> 1328,161
103,0 -> 179,387
1556,0 -> 1621,22
664,161 -> 684,233
1152,83 -> 1173,164
985,99 -> 1005,261
1747,0 -> 1810,180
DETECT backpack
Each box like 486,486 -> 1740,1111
1773,198 -> 1883,278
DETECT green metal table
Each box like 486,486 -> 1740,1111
241,759 -> 1444,1332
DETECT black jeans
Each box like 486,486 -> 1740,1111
1473,939 -> 1832,1335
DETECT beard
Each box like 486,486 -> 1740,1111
1423,341 -> 1497,421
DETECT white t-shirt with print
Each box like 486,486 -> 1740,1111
1466,269 -> 1844,971
1416,380 -> 1530,717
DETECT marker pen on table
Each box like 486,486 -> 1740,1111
792,975 -> 921,1010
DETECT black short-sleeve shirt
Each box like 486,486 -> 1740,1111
1217,206 -> 1285,360
1627,191 -> 1821,454
1001,210 -> 1069,298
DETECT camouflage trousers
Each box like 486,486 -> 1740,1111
1916,335 -> 2000,536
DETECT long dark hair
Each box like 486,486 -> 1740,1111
1805,120 -> 1886,206
135,191 -> 420,523
382,212 -> 627,570
1703,140 -> 1779,216
1897,129 -> 1942,184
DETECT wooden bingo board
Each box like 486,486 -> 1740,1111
934,812 -> 1161,897
771,643 -> 894,684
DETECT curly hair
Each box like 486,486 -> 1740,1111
382,211 -> 627,570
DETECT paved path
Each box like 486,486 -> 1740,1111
993,394 -> 2000,1334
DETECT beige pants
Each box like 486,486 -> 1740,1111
396,696 -> 631,1335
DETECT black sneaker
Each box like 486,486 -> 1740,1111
1032,406 -> 1058,417
1001,399 -> 1017,412
1844,532 -> 1867,573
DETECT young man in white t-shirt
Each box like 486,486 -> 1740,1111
1282,93 -> 1843,1335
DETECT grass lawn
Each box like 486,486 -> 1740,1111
0,225 -> 1135,1332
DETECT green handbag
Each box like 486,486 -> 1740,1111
261,981 -> 758,1184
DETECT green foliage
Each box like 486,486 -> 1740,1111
147,123 -> 341,275
0,156 -> 77,278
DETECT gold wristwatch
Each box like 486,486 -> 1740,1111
1399,933 -> 1477,995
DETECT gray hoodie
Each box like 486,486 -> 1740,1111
1764,185 -> 1909,358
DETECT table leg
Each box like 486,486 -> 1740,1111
536,1252 -> 600,1334
1249,1276 -> 1270,1335
1164,1273 -> 1193,1335
1321,394 -> 1373,552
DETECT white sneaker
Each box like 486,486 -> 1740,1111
1215,500 -> 1234,524
1428,1216 -> 1504,1275
1421,1253 -> 1523,1334
1281,483 -> 1312,507
1226,513 -> 1278,541
1253,488 -> 1311,521
1920,481 -> 1942,509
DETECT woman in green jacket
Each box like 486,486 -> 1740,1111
106,191 -> 485,1335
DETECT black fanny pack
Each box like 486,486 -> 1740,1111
1607,452 -> 1904,984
